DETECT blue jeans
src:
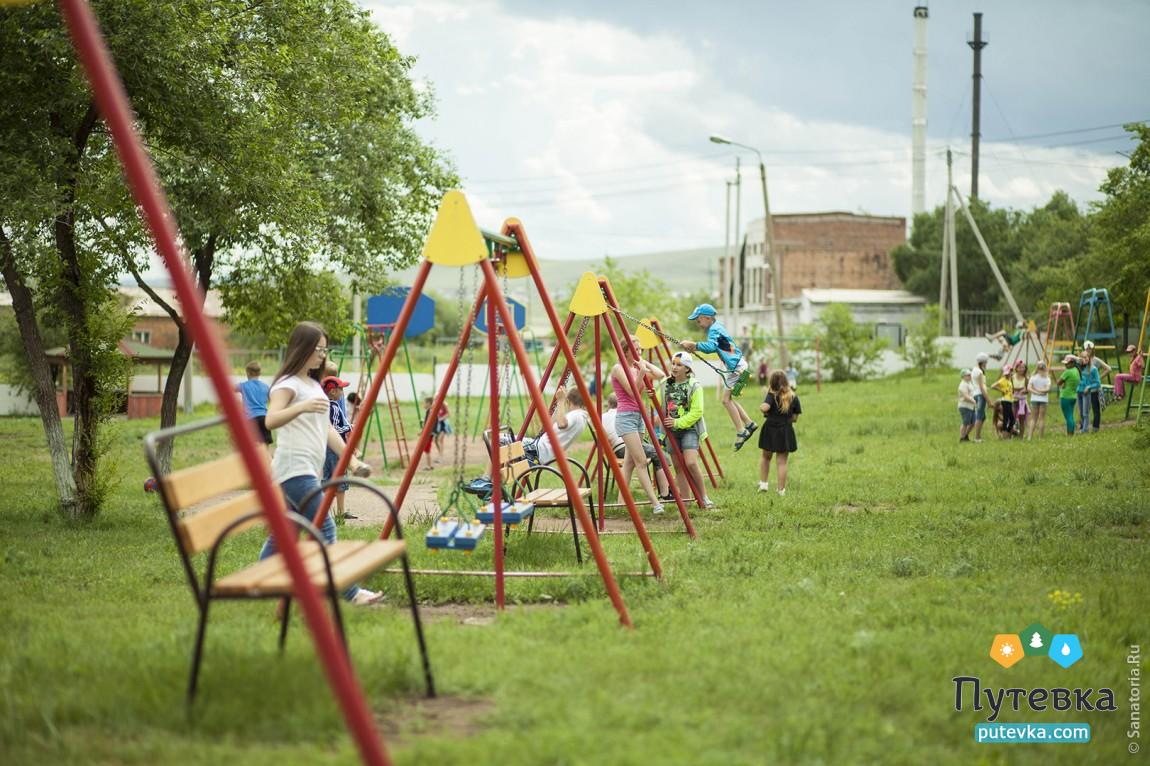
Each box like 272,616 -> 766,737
1076,392 -> 1090,433
259,474 -> 358,601
974,395 -> 987,422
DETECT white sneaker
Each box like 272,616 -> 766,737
652,503 -> 665,515
758,482 -> 769,492
703,497 -> 716,509
352,461 -> 372,478
777,488 -> 786,497
351,588 -> 384,606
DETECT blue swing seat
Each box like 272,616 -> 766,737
425,518 -> 486,551
476,500 -> 535,525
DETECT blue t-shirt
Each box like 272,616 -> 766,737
1077,365 -> 1101,393
695,320 -> 743,372
237,379 -> 270,417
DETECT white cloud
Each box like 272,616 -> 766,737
363,0 -> 1125,260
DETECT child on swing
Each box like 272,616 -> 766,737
986,320 -> 1026,360
680,303 -> 756,451
657,352 -> 714,509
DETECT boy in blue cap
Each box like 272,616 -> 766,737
681,303 -> 757,450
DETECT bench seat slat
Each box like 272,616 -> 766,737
162,452 -> 267,509
522,487 -> 591,506
212,540 -> 406,597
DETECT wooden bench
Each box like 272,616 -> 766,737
144,417 -> 433,702
483,427 -> 597,561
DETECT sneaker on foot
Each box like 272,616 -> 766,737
352,461 -> 372,478
652,503 -> 665,515
758,481 -> 769,492
703,498 -> 716,509
777,488 -> 786,497
658,494 -> 675,502
990,352 -> 1003,361
733,430 -> 750,451
351,588 -> 384,606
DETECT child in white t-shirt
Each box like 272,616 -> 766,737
1026,360 -> 1052,440
258,322 -> 379,606
957,369 -> 977,442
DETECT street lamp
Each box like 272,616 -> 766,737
709,134 -> 788,365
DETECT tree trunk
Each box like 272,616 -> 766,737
0,228 -> 78,514
55,212 -> 102,519
153,236 -> 216,474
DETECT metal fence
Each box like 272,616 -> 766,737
958,310 -> 1019,338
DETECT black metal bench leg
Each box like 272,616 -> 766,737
329,586 -> 348,650
400,554 -> 436,697
278,597 -> 292,652
188,596 -> 212,703
568,505 -> 583,564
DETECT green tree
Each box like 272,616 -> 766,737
893,199 -> 1023,312
1005,191 -> 1089,313
810,303 -> 887,382
0,1 -> 454,516
900,306 -> 954,377
1075,124 -> 1150,316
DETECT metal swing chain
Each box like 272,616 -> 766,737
607,304 -> 686,347
549,315 -> 590,415
450,265 -> 479,495
606,303 -> 732,379
498,257 -> 515,427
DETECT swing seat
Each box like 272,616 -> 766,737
425,518 -> 487,551
477,500 -> 535,525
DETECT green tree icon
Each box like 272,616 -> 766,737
1021,622 -> 1053,657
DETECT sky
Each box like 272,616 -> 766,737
361,0 -> 1150,262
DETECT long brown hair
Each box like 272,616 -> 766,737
273,321 -> 328,385
768,370 -> 793,413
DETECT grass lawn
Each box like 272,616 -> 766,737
1,371 -> 1147,765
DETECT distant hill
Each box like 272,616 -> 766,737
392,246 -> 726,306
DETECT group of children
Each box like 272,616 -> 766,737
956,340 -> 1144,440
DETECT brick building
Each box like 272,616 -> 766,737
121,285 -> 227,349
719,212 -> 906,310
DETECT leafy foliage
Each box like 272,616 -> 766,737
0,0 -> 455,514
900,306 -> 954,376
808,303 -> 888,381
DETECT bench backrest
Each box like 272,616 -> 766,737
145,419 -> 270,560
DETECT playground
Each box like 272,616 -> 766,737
2,367 -> 1146,765
2,2 -> 1148,765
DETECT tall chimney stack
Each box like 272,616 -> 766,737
911,5 -> 928,219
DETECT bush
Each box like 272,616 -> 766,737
900,306 -> 954,376
809,303 -> 887,381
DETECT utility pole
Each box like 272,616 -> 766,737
732,157 -> 742,336
722,179 -> 732,318
757,161 -> 787,365
946,149 -> 959,336
968,12 -> 987,201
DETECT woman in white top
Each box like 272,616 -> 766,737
258,322 -> 381,606
1026,360 -> 1052,440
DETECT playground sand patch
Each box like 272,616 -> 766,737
376,694 -> 495,748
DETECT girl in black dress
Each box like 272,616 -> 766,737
759,370 -> 801,496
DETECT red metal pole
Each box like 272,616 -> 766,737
652,318 -> 726,482
600,282 -> 705,515
651,340 -> 719,490
815,336 -> 822,393
480,260 -> 639,625
56,3 -> 390,763
487,291 -> 505,608
503,222 -> 664,577
316,259 -> 431,528
599,307 -> 700,535
379,282 -> 485,540
594,316 -> 605,532
517,313 -> 575,441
